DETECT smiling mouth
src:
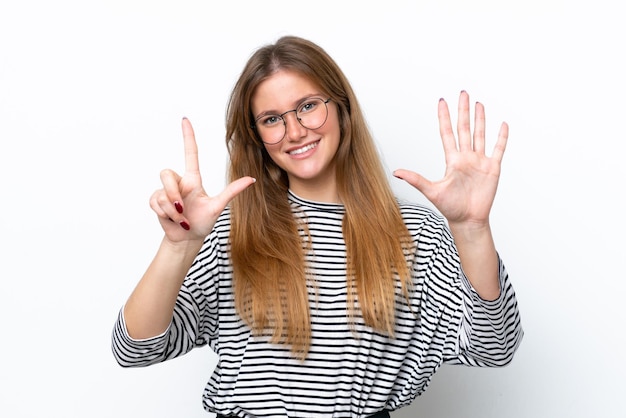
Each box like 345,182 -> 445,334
288,141 -> 319,155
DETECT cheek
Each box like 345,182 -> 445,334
263,144 -> 287,168
326,116 -> 342,148
263,143 -> 281,158
328,108 -> 343,140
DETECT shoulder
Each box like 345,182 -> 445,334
200,207 -> 232,252
395,198 -> 455,252
396,198 -> 446,229
196,207 -> 232,264
213,206 -> 232,233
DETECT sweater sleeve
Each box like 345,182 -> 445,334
402,202 -> 523,370
111,236 -> 221,368
445,255 -> 524,367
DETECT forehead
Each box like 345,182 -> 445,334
251,70 -> 322,114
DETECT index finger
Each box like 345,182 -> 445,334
181,117 -> 200,174
438,98 -> 458,156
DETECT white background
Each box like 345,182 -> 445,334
1,1 -> 624,417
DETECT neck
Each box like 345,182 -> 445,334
288,179 -> 340,204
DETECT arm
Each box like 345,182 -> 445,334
453,254 -> 523,367
121,117 -> 255,340
124,237 -> 204,339
409,209 -> 522,368
454,255 -> 524,367
396,92 -> 522,365
394,90 -> 508,300
112,236 -> 221,367
448,222 -> 499,300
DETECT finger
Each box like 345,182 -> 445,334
393,169 -> 434,197
457,90 -> 472,152
473,101 -> 486,154
182,117 -> 200,176
438,98 -> 457,156
150,189 -> 184,225
212,176 -> 257,210
491,122 -> 509,162
149,190 -> 169,219
159,168 -> 185,215
151,190 -> 190,230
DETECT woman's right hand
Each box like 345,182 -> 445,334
149,117 -> 256,244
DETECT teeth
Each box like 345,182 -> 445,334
289,142 -> 318,155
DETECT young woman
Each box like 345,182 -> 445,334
112,35 -> 523,418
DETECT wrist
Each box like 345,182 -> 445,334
448,220 -> 491,242
161,236 -> 205,257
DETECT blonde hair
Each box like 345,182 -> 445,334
226,36 -> 413,358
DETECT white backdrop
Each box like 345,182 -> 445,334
1,1 -> 624,417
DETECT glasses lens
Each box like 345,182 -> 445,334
296,98 -> 328,130
255,114 -> 286,145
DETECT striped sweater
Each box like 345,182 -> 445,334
112,192 -> 523,417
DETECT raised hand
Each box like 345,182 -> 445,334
394,90 -> 508,228
149,117 -> 256,243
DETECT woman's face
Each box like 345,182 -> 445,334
251,69 -> 341,202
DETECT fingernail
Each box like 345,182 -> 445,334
174,201 -> 183,214
182,116 -> 188,121
439,97 -> 445,102
180,221 -> 190,230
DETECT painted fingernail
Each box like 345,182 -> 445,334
180,221 -> 190,230
174,201 -> 183,214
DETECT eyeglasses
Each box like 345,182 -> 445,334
253,97 -> 331,145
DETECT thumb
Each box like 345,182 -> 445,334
213,176 -> 257,208
393,169 -> 433,195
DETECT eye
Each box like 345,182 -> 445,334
258,115 -> 282,127
298,99 -> 319,114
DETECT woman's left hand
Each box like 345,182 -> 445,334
394,90 -> 509,228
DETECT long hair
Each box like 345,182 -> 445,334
226,36 -> 413,358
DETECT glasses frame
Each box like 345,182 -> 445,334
253,97 -> 332,145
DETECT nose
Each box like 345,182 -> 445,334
283,110 -> 307,141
